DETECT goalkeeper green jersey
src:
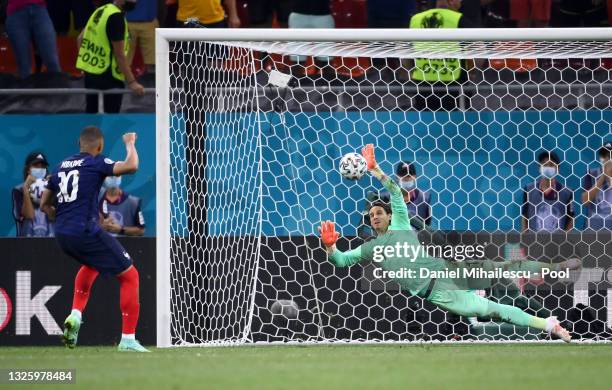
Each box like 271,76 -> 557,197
329,177 -> 446,296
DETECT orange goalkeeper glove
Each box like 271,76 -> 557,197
361,144 -> 377,170
318,220 -> 339,248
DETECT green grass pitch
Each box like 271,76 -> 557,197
2,344 -> 611,389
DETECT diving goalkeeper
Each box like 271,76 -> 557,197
319,144 -> 575,342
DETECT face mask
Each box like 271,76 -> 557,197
540,166 -> 557,179
123,1 -> 137,12
31,167 -> 46,179
105,176 -> 122,188
400,180 -> 416,191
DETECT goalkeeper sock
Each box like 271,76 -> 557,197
72,265 -> 99,313
117,266 -> 140,335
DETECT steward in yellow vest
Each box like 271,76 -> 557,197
77,1 -> 144,113
409,1 -> 474,83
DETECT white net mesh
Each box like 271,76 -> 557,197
161,33 -> 612,346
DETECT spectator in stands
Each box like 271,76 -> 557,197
288,0 -> 333,67
126,0 -> 157,75
483,0 -> 514,28
581,141 -> 612,230
176,0 -> 240,27
5,0 -> 61,79
521,151 -> 574,232
553,0 -> 608,27
249,0 -> 290,28
47,0 -> 95,35
406,0 -> 475,110
12,151 -> 55,237
359,161 -> 431,238
511,0 -> 551,27
460,0 -> 494,27
77,0 -> 145,113
99,175 -> 145,236
367,0 -> 416,28
390,161 -> 432,225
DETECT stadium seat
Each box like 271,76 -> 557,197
0,37 -> 19,74
236,0 -> 250,27
331,56 -> 371,79
330,0 -> 369,78
489,58 -> 537,73
331,0 -> 367,28
56,36 -> 81,77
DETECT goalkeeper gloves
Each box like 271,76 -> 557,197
361,144 -> 377,170
318,220 -> 339,248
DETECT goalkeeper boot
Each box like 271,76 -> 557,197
557,258 -> 582,271
118,338 -> 150,352
62,313 -> 81,349
546,316 -> 572,343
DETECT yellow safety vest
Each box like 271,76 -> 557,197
76,4 -> 129,81
410,8 -> 462,82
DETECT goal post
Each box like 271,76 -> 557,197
156,28 -> 612,347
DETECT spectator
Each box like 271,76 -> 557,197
511,0 -> 551,27
367,0 -> 416,28
460,0 -> 489,27
77,0 -> 145,113
249,0 -> 290,28
126,0 -> 157,75
406,0 -> 476,110
554,0 -> 608,28
5,0 -> 61,79
359,161 -> 431,238
581,141 -> 612,230
483,0 -> 514,28
521,151 -> 574,232
99,175 -> 145,236
288,0 -> 333,65
177,0 -> 240,28
47,0 -> 95,35
12,151 -> 55,237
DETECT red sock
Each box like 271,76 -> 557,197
117,266 -> 140,335
72,265 -> 99,313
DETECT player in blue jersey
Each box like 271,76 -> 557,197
40,126 -> 148,352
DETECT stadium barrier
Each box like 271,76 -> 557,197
0,238 -> 155,346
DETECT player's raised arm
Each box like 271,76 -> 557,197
361,144 -> 411,231
318,220 -> 363,267
113,133 -> 139,175
40,188 -> 56,220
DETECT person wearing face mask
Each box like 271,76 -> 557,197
77,0 -> 145,113
12,151 -> 55,237
360,161 -> 431,239
581,141 -> 612,230
521,151 -> 574,232
98,175 -> 145,236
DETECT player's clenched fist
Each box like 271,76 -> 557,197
123,132 -> 137,144
318,220 -> 339,248
361,144 -> 377,170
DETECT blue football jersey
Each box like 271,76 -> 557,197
47,152 -> 115,235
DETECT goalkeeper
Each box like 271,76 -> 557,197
319,144 -> 575,342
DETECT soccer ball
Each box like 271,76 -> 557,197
339,152 -> 367,180
29,178 -> 47,205
270,299 -> 299,320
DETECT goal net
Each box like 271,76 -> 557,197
156,28 -> 612,346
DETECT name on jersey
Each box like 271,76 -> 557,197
61,159 -> 84,169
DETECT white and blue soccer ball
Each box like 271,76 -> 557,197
339,152 -> 367,181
